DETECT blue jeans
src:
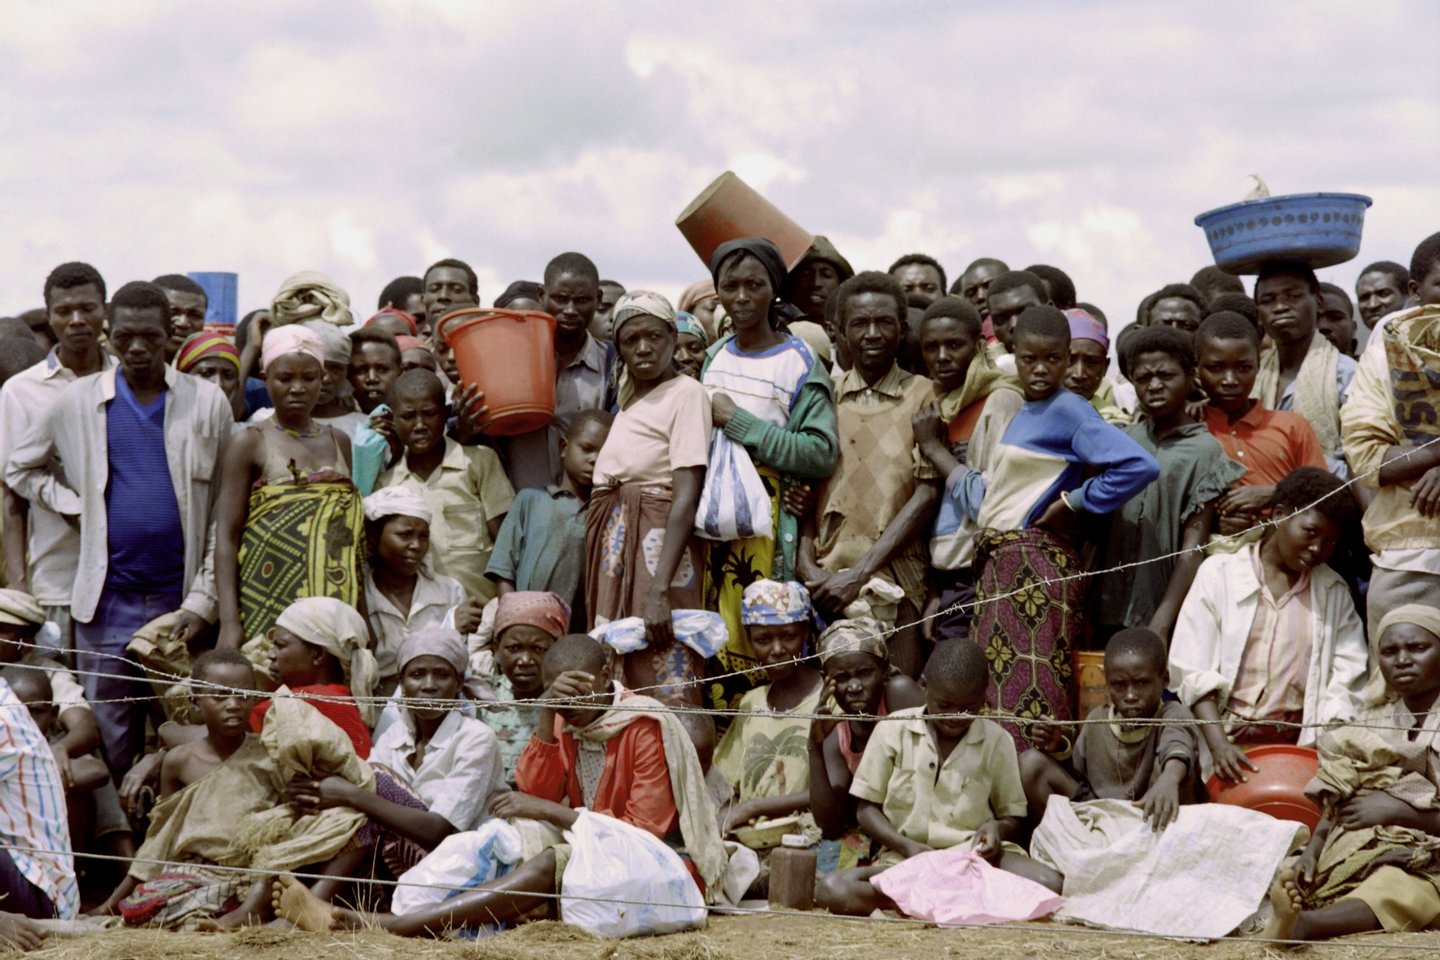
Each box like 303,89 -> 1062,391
74,589 -> 178,780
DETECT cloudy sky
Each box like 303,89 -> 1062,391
2,1 -> 1437,324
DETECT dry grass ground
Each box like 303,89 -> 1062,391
20,914 -> 1440,960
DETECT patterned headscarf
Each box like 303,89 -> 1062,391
362,486 -> 432,525
675,311 -> 710,344
611,290 -> 677,338
817,617 -> 890,667
494,591 -> 571,641
175,331 -> 240,374
1065,308 -> 1109,349
261,324 -> 326,373
740,580 -> 814,626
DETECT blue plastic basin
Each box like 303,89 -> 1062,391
1194,192 -> 1372,276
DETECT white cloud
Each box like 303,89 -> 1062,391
0,0 -> 1436,325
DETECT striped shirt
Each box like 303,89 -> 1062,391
0,678 -> 79,918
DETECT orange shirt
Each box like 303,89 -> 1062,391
1202,402 -> 1326,487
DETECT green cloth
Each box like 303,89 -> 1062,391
704,342 -> 838,581
485,485 -> 586,625
1095,420 -> 1245,630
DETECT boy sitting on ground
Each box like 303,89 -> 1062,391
1019,628 -> 1198,830
816,640 -> 1060,915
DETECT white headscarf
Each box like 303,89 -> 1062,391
362,486 -> 432,525
261,324 -> 326,373
274,597 -> 380,724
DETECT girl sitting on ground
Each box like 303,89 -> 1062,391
808,617 -> 924,871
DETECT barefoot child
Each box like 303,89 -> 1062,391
378,369 -> 514,604
1169,468 -> 1368,781
96,651 -> 262,924
486,409 -> 612,626
1263,605 -> 1440,941
1019,628 -> 1198,829
816,640 -> 1061,915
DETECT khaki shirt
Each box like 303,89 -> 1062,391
4,366 -> 231,623
850,709 -> 1026,848
377,439 -> 514,603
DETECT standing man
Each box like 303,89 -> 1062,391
0,263 -> 116,657
888,254 -> 947,307
592,279 -> 626,342
5,281 -> 231,781
1354,260 -> 1411,331
152,274 -> 209,360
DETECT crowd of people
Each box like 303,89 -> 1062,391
0,221 -> 1436,947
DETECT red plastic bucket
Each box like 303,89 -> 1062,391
439,308 -> 556,436
676,171 -> 815,272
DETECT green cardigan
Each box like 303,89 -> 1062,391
701,336 -> 839,580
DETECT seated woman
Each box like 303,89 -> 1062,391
362,486 -> 482,687
1264,605 -> 1440,941
1169,468 -> 1367,781
291,627 -> 504,898
713,581 -> 827,851
473,591 -> 571,784
808,617 -> 924,871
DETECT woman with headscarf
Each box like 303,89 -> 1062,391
215,325 -> 363,651
807,617 -> 924,870
289,626 -> 504,890
476,590 -> 571,783
586,290 -> 711,706
176,331 -> 245,421
678,280 -> 720,340
362,487 -> 479,688
674,311 -> 710,379
700,238 -> 840,711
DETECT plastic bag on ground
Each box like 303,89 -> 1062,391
560,809 -> 706,938
392,819 -> 526,914
694,430 -> 772,541
869,846 -> 1062,926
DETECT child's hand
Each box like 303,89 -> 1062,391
972,821 -> 1003,863
489,790 -> 571,826
367,408 -> 402,463
542,669 -> 596,710
1217,484 -> 1272,518
1338,791 -> 1416,831
920,591 -> 941,643
1031,498 -> 1075,540
120,752 -> 164,819
910,401 -> 945,452
1028,717 -> 1068,756
721,799 -> 756,834
1210,740 -> 1260,783
1137,779 -> 1180,831
49,743 -> 73,790
1293,847 -> 1319,889
453,599 -> 485,635
900,839 -> 934,860
453,383 -> 490,442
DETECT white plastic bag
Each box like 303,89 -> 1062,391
589,610 -> 729,658
694,431 -> 772,541
392,819 -> 525,914
560,810 -> 706,938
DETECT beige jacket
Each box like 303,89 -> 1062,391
4,366 -> 230,623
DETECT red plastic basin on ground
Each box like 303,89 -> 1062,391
1206,743 -> 1321,830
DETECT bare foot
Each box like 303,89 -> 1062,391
1259,868 -> 1304,942
0,913 -> 46,952
272,875 -> 336,933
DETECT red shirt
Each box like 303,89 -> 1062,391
249,683 -> 372,759
1202,403 -> 1326,487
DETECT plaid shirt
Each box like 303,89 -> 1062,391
0,678 -> 79,918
